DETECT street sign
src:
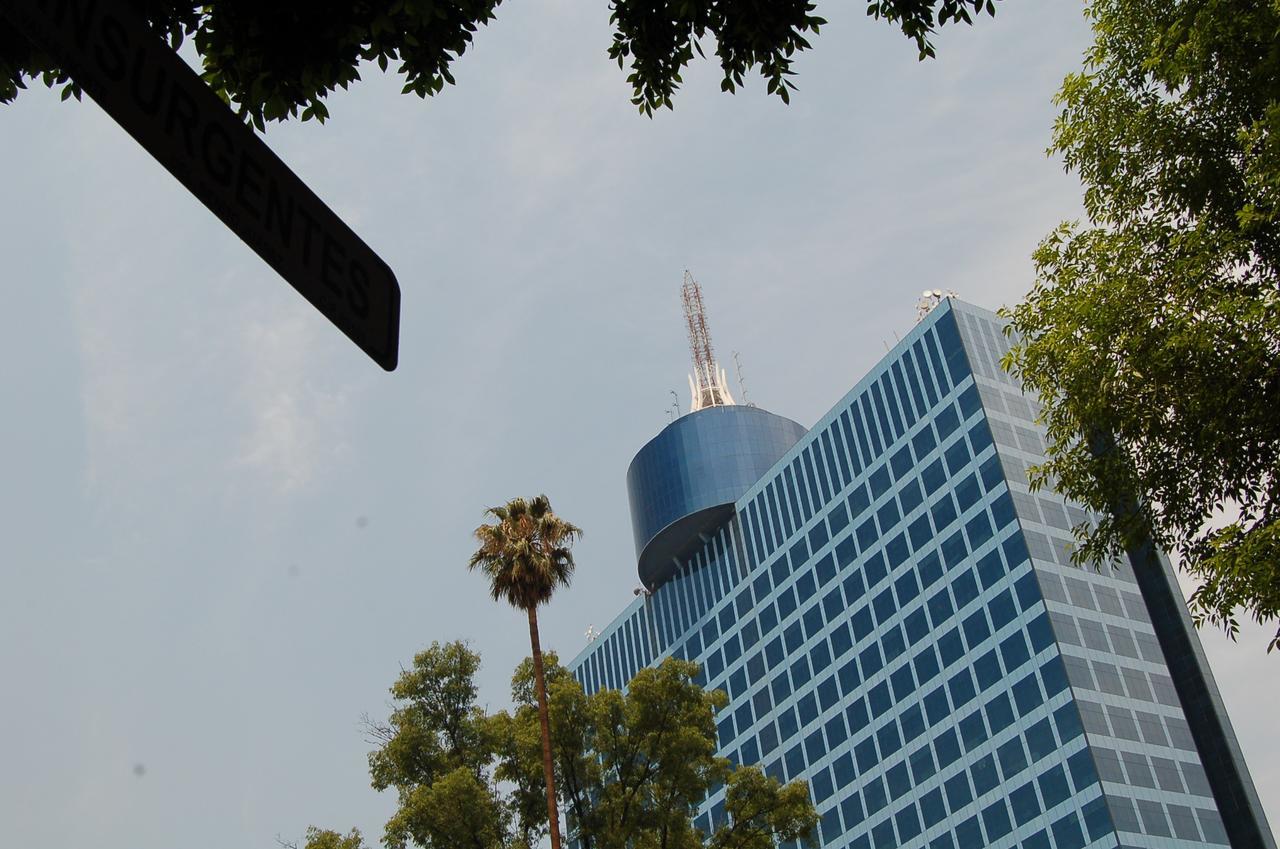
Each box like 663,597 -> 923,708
2,0 -> 401,370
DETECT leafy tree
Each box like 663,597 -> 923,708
468,495 -> 582,849
0,1 -> 1000,125
361,642 -> 505,849
345,641 -> 816,849
1002,0 -> 1280,648
279,827 -> 367,849
362,641 -> 507,849
500,655 -> 817,849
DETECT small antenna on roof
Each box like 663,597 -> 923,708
732,351 -> 755,407
916,289 -> 958,322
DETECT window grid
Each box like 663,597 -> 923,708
569,304 -> 1225,849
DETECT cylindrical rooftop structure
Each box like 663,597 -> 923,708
627,405 -> 807,590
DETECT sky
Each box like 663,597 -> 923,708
0,2 -> 1274,848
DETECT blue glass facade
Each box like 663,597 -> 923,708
628,405 -> 807,588
569,300 -> 1274,849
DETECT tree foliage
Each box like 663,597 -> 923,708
340,641 -> 816,849
365,640 -> 491,800
362,642 -> 513,849
468,494 -> 582,849
298,828 -> 368,849
0,1 -> 1000,125
468,495 -> 580,613
1003,0 -> 1280,648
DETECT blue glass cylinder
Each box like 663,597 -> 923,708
627,405 -> 806,588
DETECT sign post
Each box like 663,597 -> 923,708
2,0 -> 401,370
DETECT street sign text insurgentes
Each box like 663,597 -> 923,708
3,0 -> 401,370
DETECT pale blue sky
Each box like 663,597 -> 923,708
1,3 -> 1274,847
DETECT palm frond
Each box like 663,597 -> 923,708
467,495 -> 581,612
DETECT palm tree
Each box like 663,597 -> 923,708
469,495 -> 581,849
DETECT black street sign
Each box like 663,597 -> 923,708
2,0 -> 401,370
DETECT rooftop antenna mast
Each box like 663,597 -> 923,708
681,271 -> 736,412
732,350 -> 755,407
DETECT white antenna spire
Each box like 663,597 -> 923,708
681,271 -> 736,412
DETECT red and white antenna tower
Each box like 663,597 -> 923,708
681,271 -> 735,412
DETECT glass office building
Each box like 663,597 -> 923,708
568,299 -> 1274,849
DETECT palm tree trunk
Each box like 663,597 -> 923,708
528,605 -> 562,849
